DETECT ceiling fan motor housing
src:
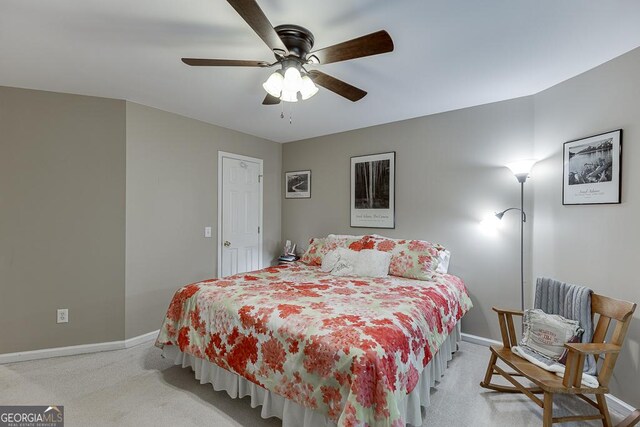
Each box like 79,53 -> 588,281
274,24 -> 315,60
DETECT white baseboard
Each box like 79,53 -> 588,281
124,330 -> 159,348
606,394 -> 637,418
0,329 -> 159,365
461,332 -> 501,347
461,332 -> 636,418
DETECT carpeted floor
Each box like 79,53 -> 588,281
0,340 -> 624,426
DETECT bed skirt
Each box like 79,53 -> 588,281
161,322 -> 461,427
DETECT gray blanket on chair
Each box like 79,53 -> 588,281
534,277 -> 596,375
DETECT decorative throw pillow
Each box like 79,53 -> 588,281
326,248 -> 392,278
300,236 -> 363,266
320,248 -> 342,272
354,249 -> 392,277
350,235 -> 448,280
520,309 -> 584,362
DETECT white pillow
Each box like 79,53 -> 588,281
326,248 -> 391,278
435,250 -> 451,274
320,249 -> 343,272
327,234 -> 365,239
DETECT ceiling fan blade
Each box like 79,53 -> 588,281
262,94 -> 281,105
308,30 -> 393,65
182,58 -> 269,67
307,70 -> 367,102
227,0 -> 288,55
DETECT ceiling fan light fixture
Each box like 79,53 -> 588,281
262,71 -> 284,97
280,88 -> 299,103
299,75 -> 319,100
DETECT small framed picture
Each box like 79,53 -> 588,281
563,129 -> 622,205
350,152 -> 395,228
285,170 -> 311,199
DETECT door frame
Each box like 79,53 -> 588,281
217,151 -> 264,278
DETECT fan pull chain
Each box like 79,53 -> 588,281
278,101 -> 293,124
289,102 -> 293,125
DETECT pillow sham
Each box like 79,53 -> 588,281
327,234 -> 365,239
520,309 -> 584,363
300,236 -> 363,266
350,235 -> 448,280
327,248 -> 392,278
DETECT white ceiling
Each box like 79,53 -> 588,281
2,1 -> 640,143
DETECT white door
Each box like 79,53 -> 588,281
218,152 -> 263,277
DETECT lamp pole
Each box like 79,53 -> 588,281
519,179 -> 525,311
514,172 -> 528,312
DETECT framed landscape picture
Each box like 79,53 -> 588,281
563,129 -> 622,205
285,170 -> 311,198
350,152 -> 395,228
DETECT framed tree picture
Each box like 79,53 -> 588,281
563,129 -> 622,205
350,152 -> 395,228
285,170 -> 311,198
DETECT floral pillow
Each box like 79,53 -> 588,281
300,236 -> 363,266
350,235 -> 448,280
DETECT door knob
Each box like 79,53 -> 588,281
224,241 -> 231,247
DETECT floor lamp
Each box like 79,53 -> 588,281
494,159 -> 536,311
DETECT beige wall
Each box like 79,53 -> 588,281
0,89 -> 281,352
124,102 -> 282,338
0,86 -> 126,353
532,47 -> 640,404
282,97 -> 535,341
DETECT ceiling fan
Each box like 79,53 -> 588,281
181,0 -> 394,105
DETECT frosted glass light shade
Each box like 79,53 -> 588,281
506,159 -> 537,182
262,72 -> 284,97
283,67 -> 302,92
299,75 -> 319,100
506,159 -> 537,176
280,88 -> 298,103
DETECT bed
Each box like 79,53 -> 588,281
156,257 -> 472,427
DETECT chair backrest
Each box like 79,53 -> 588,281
590,293 -> 636,386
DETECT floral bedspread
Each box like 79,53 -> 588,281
155,263 -> 472,427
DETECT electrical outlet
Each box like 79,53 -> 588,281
204,226 -> 212,238
57,309 -> 68,324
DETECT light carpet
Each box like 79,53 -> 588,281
0,341 -> 624,426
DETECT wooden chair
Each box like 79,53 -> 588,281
479,293 -> 636,427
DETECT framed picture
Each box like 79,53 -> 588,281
285,170 -> 311,199
350,152 -> 395,228
563,129 -> 622,205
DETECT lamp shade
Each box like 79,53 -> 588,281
299,75 -> 319,100
506,159 -> 537,177
262,71 -> 284,97
283,67 -> 302,92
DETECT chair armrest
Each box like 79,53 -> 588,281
562,343 -> 621,388
491,307 -> 523,348
492,307 -> 524,316
564,343 -> 621,355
